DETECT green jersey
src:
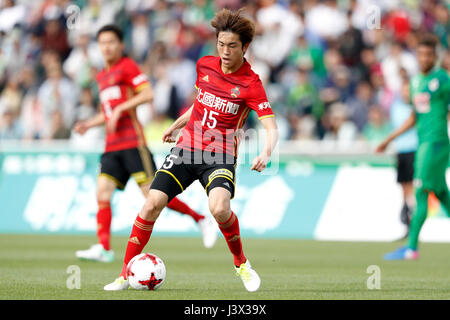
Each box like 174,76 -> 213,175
409,68 -> 450,144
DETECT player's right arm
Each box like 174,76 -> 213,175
375,110 -> 416,153
162,104 -> 194,143
73,111 -> 105,135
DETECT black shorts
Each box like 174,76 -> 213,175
99,146 -> 157,190
396,151 -> 415,183
150,147 -> 237,202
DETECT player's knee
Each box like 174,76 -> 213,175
96,189 -> 113,203
140,193 -> 167,221
209,201 -> 230,222
140,201 -> 160,221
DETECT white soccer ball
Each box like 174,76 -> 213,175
126,253 -> 166,290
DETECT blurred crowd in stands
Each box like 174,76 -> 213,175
0,0 -> 448,148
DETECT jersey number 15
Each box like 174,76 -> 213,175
201,108 -> 219,129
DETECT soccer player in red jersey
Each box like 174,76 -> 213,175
104,9 -> 278,292
73,25 -> 217,263
104,9 -> 278,291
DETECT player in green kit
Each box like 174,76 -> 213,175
376,34 -> 450,260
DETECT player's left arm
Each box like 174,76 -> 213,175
113,85 -> 153,115
246,79 -> 278,172
251,116 -> 279,172
106,85 -> 154,133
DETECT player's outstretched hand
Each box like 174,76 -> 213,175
375,140 -> 389,153
251,154 -> 269,172
162,128 -> 177,143
74,121 -> 89,135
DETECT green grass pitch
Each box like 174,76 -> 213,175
1,234 -> 450,300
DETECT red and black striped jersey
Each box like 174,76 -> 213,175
96,56 -> 149,152
176,55 -> 274,157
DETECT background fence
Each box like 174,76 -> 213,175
2,141 -> 449,242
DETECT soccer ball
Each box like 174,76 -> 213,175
126,253 -> 166,290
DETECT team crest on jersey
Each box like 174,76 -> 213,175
428,78 -> 439,92
231,86 -> 240,98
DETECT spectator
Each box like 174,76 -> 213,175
358,46 -> 379,83
287,68 -> 324,119
78,0 -> 122,38
129,11 -> 151,63
384,8 -> 412,44
320,65 -> 355,104
0,76 -> 22,117
182,0 -> 215,27
18,66 -> 38,94
362,105 -> 391,147
285,68 -> 323,140
20,90 -> 43,140
1,26 -> 27,77
70,87 -> 104,147
287,34 -> 326,85
49,109 -> 71,139
41,15 -> 71,61
322,102 -> 358,147
338,10 -> 365,68
166,52 -> 196,111
433,2 -> 449,49
305,0 -> 348,42
0,106 -> 22,139
381,42 -> 418,92
150,59 -> 179,120
63,31 -> 104,88
37,59 -> 77,139
346,81 -> 375,131
252,0 -> 303,81
0,0 -> 26,33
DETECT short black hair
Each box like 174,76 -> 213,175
96,24 -> 123,42
418,33 -> 438,50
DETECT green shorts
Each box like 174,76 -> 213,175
414,140 -> 450,193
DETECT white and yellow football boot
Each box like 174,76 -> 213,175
235,260 -> 261,292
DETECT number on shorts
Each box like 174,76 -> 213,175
162,154 -> 178,169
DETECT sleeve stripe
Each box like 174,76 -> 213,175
135,82 -> 150,93
258,114 -> 275,120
